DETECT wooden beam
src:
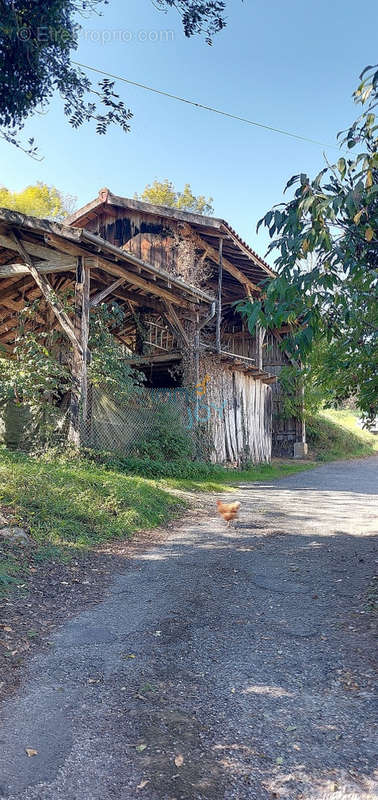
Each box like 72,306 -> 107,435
0,293 -> 45,328
184,229 -> 262,295
68,258 -> 90,445
220,226 -> 276,278
89,272 -> 169,315
10,231 -> 81,354
0,233 -> 75,265
44,235 -> 193,309
256,323 -> 265,371
0,260 -> 75,278
0,275 -> 29,291
0,316 -> 18,336
163,302 -> 190,348
125,350 -> 182,366
0,297 -> 23,311
216,238 -> 223,353
90,276 -> 127,307
0,276 -> 36,301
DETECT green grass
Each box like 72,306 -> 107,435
0,447 -> 184,549
1,408 -> 376,593
163,460 -> 316,492
82,448 -> 316,492
307,409 -> 378,462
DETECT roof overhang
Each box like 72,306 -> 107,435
0,208 -> 214,353
0,208 -> 214,305
66,188 -> 276,288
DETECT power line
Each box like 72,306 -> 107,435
72,61 -> 336,148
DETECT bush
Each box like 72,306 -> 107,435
131,402 -> 194,461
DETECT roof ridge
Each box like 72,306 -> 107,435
66,188 -> 275,277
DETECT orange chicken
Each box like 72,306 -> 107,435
216,500 -> 241,527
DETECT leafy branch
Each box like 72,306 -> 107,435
238,66 -> 378,425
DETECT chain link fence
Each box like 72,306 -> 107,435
0,398 -> 68,452
0,382 -> 225,460
80,383 -> 218,460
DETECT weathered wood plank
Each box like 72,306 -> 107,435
0,260 -> 74,278
0,233 -> 75,265
45,236 -> 194,309
163,301 -> 190,348
90,276 -> 127,307
185,229 -> 262,295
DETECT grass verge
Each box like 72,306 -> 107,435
307,409 -> 378,462
0,447 -> 184,551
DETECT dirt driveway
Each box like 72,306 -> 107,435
0,457 -> 377,799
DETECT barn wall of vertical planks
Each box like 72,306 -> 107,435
199,354 -> 272,464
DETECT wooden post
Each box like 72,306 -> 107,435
298,383 -> 306,444
294,372 -> 308,458
216,237 -> 223,353
256,323 -> 265,371
68,257 -> 90,446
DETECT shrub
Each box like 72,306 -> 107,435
81,448 -> 224,480
131,402 -> 194,461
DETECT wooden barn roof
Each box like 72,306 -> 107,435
67,188 -> 275,288
0,208 -> 214,353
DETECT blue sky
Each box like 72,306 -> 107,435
1,0 -> 377,262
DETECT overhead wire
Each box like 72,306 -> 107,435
72,61 -> 337,148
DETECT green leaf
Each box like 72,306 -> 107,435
337,158 -> 346,179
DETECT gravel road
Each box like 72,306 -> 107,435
0,457 -> 377,800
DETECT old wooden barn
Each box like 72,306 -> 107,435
0,193 -> 306,462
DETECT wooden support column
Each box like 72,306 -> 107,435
68,257 -> 90,446
256,323 -> 266,371
216,238 -> 223,353
296,381 -> 307,444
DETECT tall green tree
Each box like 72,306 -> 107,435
0,1 -> 227,155
0,182 -> 76,220
136,179 -> 214,215
238,66 -> 378,425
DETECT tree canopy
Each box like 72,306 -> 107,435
0,182 -> 76,220
136,179 -> 214,215
0,1 -> 227,155
238,66 -> 378,425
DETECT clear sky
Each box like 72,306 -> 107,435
0,0 -> 377,262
